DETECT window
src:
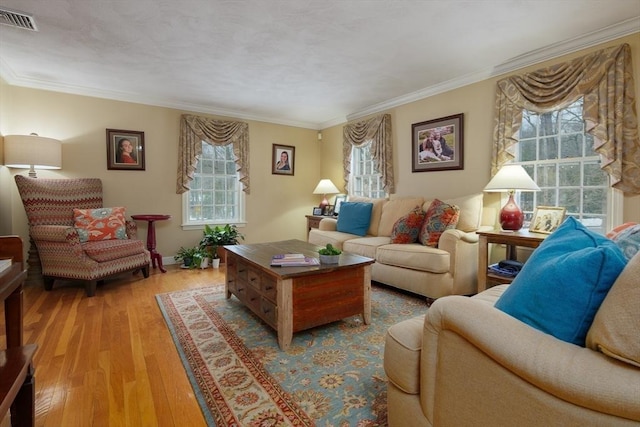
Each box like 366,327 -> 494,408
514,98 -> 612,234
182,142 -> 244,227
348,142 -> 386,198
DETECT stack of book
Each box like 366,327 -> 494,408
270,253 -> 320,267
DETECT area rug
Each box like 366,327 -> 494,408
156,284 -> 428,426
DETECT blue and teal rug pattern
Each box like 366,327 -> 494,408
156,284 -> 428,426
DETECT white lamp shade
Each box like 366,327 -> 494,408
4,134 -> 62,170
484,164 -> 540,192
313,179 -> 340,195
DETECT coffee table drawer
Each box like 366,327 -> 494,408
261,275 -> 277,301
247,267 -> 261,290
260,298 -> 277,328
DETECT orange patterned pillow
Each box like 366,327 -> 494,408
74,207 -> 128,243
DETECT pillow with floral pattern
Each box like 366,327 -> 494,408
390,206 -> 426,244
419,199 -> 460,247
74,207 -> 128,243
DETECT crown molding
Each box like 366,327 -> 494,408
346,18 -> 640,123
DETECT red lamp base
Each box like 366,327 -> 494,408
319,195 -> 329,210
500,193 -> 524,231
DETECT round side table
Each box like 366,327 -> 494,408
131,214 -> 171,273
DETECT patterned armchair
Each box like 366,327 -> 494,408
14,176 -> 150,297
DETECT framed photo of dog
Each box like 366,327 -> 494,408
412,113 -> 464,172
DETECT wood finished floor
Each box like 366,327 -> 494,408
4,264 -> 223,427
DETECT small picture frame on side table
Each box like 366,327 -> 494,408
312,207 -> 323,216
334,194 -> 347,215
529,206 -> 567,234
324,205 -> 334,216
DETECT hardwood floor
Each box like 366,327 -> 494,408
4,264 -> 225,426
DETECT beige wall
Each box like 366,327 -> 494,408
1,33 -> 639,263
0,84 -> 321,259
320,33 -> 640,224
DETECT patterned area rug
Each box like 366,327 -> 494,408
156,284 -> 428,426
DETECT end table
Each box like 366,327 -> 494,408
131,214 -> 172,273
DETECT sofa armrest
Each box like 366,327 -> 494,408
422,296 -> 640,422
318,217 -> 338,231
30,225 -> 78,243
437,229 -> 479,295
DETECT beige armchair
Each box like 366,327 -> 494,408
384,252 -> 640,426
14,176 -> 150,297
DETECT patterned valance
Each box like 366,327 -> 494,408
176,114 -> 250,194
343,113 -> 395,194
492,43 -> 640,194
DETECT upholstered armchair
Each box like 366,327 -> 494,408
14,176 -> 150,297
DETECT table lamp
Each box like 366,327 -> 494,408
484,164 -> 540,231
313,179 -> 340,211
4,133 -> 62,177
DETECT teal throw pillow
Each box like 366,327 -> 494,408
336,202 -> 373,236
494,217 -> 627,346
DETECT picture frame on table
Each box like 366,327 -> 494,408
334,194 -> 347,215
324,205 -> 334,216
272,144 -> 295,175
106,129 -> 145,171
529,206 -> 567,234
411,113 -> 464,172
312,207 -> 323,216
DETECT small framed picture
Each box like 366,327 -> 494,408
334,194 -> 347,215
312,207 -> 323,216
324,205 -> 334,216
106,129 -> 145,171
412,113 -> 464,172
272,144 -> 295,175
529,206 -> 567,234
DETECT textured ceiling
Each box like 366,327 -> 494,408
1,1 -> 639,129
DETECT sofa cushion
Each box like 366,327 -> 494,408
73,206 -> 128,243
376,244 -> 450,273
348,196 -> 386,237
606,222 -> 640,261
343,236 -> 391,259
586,251 -> 640,367
419,199 -> 460,247
442,192 -> 483,232
495,217 -> 627,346
83,238 -> 147,262
378,197 -> 424,237
390,206 -> 425,243
336,202 -> 373,236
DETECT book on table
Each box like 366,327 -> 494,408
270,254 -> 320,267
0,258 -> 12,274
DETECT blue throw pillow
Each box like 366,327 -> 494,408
494,217 -> 627,346
336,202 -> 373,236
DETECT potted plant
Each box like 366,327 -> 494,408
200,224 -> 245,262
318,243 -> 342,264
174,246 -> 208,269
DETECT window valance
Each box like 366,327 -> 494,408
492,43 -> 640,194
343,113 -> 395,193
176,114 -> 250,194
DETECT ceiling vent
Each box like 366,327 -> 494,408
0,7 -> 37,31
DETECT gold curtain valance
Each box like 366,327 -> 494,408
176,114 -> 250,194
343,113 -> 395,194
492,43 -> 640,194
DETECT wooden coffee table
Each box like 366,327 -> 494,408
224,239 -> 374,350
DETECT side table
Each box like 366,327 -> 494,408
306,214 -> 334,235
477,229 -> 547,293
131,214 -> 172,273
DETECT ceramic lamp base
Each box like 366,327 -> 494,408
500,193 -> 524,231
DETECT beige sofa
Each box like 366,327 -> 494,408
308,193 -> 495,299
384,251 -> 640,427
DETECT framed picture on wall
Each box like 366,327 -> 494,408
411,113 -> 464,172
106,129 -> 145,171
272,144 -> 295,175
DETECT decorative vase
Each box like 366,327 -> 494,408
200,257 -> 210,269
211,258 -> 221,268
319,254 -> 340,264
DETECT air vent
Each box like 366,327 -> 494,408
0,7 -> 37,31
